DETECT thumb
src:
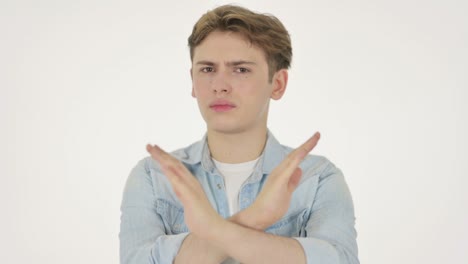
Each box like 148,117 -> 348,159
287,167 -> 303,193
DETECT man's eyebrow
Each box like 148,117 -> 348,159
226,60 -> 256,66
194,60 -> 257,66
195,60 -> 215,66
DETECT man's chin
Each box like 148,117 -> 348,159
208,125 -> 246,135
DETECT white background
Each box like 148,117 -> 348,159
1,0 -> 467,263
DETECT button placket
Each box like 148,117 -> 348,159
210,172 -> 229,217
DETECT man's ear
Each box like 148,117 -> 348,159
190,68 -> 196,98
271,69 -> 288,100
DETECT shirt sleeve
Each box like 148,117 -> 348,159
119,158 -> 189,264
293,162 -> 359,264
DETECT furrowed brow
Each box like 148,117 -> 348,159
226,60 -> 256,67
194,60 -> 256,67
195,60 -> 215,66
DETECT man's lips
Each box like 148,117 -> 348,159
209,100 -> 236,112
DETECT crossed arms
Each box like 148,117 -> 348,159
120,133 -> 359,263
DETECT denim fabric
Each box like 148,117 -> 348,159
119,131 -> 359,264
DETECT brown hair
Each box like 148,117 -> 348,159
188,5 -> 292,81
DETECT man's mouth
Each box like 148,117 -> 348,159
209,100 -> 236,112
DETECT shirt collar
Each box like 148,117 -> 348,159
179,129 -> 288,177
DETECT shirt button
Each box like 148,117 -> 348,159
217,183 -> 222,189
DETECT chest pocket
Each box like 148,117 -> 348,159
265,175 -> 319,237
265,208 -> 308,237
155,199 -> 188,234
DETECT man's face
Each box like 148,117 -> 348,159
191,31 -> 286,135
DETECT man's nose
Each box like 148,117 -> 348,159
211,71 -> 232,94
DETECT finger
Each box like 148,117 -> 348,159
281,132 -> 320,170
147,144 -> 201,190
160,159 -> 210,207
287,167 -> 303,193
270,132 -> 320,184
163,165 -> 194,201
295,132 -> 320,161
147,144 -> 181,175
146,145 -> 209,208
147,144 -> 172,163
149,148 -> 194,197
147,145 -> 184,172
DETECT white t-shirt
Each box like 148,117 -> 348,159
213,157 -> 260,216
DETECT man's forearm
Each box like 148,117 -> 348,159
174,209 -> 269,264
174,210 -> 307,264
174,233 -> 226,264
149,131 -> 321,264
209,220 -> 307,264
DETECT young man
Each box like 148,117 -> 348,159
120,5 -> 359,264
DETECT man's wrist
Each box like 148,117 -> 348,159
175,233 -> 227,263
231,205 -> 271,230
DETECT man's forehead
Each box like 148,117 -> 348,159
193,50 -> 264,64
192,31 -> 266,61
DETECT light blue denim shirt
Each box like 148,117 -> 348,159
119,131 -> 359,264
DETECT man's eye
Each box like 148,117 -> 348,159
201,67 -> 214,73
236,67 -> 249,73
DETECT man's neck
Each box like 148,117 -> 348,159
207,127 -> 268,164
